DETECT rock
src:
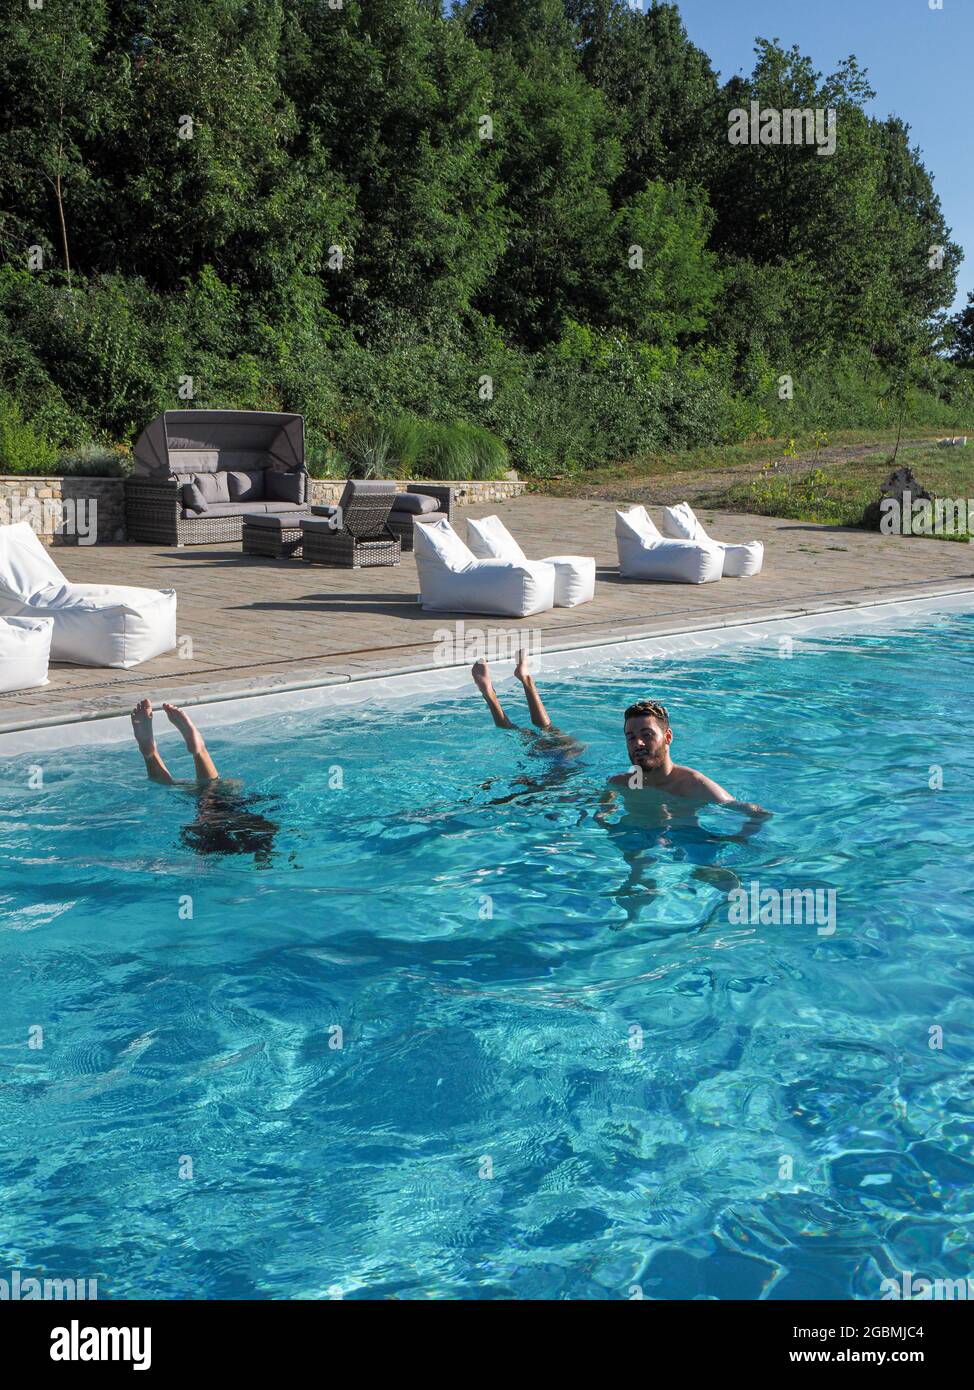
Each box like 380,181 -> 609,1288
862,466 -> 932,531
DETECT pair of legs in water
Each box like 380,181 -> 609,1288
472,649 -> 582,753
470,650 -> 585,803
130,698 -> 218,784
130,699 -> 279,863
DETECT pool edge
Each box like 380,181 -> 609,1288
3,580 -> 974,751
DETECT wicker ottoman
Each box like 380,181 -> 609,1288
241,513 -> 313,558
301,515 -> 401,568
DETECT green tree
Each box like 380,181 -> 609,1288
949,292 -> 974,366
284,0 -> 505,334
570,0 -> 721,201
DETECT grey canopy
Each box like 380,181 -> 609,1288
132,410 -> 305,478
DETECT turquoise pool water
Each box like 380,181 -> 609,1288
2,610 -> 973,1300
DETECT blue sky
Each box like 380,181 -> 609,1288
672,0 -> 972,314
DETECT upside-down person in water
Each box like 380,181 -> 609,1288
471,648 -> 587,803
129,699 -> 280,865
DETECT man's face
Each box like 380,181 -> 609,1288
624,715 -> 672,770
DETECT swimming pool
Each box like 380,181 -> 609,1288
2,605 -> 973,1299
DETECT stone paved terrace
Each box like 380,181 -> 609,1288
2,494 -> 973,734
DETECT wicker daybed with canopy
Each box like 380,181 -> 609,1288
125,409 -> 309,545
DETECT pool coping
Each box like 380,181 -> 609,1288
3,580 -> 974,751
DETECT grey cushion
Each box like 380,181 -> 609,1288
393,492 -> 440,514
188,472 -> 231,504
265,471 -> 304,504
226,469 -> 265,502
181,481 -> 208,514
178,500 -> 306,520
242,511 -> 312,530
182,471 -> 231,510
392,509 -> 446,526
300,516 -> 342,533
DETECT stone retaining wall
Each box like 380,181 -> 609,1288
0,475 -> 526,544
308,477 -> 526,507
0,476 -> 126,545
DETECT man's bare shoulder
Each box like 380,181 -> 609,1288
670,763 -> 733,803
676,766 -> 772,817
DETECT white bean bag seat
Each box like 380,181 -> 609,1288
466,514 -> 596,608
615,507 -> 723,583
0,523 -> 177,668
660,502 -> 764,578
0,615 -> 53,692
414,517 -> 556,617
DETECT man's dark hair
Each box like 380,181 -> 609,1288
624,699 -> 670,730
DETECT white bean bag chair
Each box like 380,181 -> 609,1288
0,615 -> 53,692
466,514 -> 596,607
414,517 -> 556,617
660,502 -> 764,578
615,507 -> 723,583
0,523 -> 177,668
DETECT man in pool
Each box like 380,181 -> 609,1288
472,651 -> 768,815
129,698 -> 280,864
609,698 -> 770,819
472,653 -> 769,921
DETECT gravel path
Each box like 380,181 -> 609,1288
546,438 -> 939,505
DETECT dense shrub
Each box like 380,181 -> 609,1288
340,414 -> 509,481
0,391 -> 58,474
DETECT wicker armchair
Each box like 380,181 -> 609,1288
302,481 -> 401,567
387,485 -> 455,551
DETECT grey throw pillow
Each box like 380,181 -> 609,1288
181,481 -> 208,514
265,471 -> 304,504
392,492 -> 440,514
226,469 -> 265,502
181,472 -> 230,513
198,472 -> 231,503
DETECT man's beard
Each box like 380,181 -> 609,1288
635,750 -> 666,771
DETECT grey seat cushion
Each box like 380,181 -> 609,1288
179,500 -> 306,520
242,511 -> 312,530
393,492 -> 440,515
390,509 -> 446,526
263,500 -> 306,514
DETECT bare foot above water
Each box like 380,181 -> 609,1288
130,698 -> 157,755
163,703 -> 206,756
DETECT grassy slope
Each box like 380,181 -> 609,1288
541,430 -> 974,537
708,440 -> 974,534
